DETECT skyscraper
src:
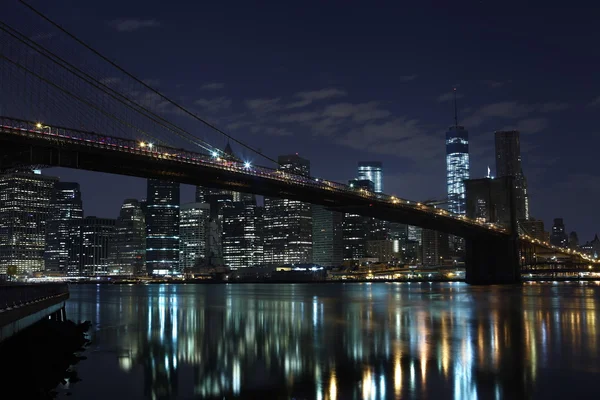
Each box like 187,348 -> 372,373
312,205 -> 343,267
146,180 -> 180,275
79,216 -> 115,276
446,128 -> 470,214
550,218 -> 568,248
179,202 -> 210,271
495,130 -> 529,220
0,169 -> 57,275
357,162 -> 383,193
45,182 -> 83,275
263,154 -> 312,266
223,197 -> 263,269
110,199 -> 146,276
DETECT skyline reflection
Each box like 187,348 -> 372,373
63,283 -> 600,399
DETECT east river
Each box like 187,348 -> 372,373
56,282 -> 600,399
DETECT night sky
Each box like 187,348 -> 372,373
8,1 -> 600,240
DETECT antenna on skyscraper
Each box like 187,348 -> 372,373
453,87 -> 459,127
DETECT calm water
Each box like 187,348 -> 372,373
57,282 -> 600,400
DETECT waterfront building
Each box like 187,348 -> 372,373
263,154 -> 312,265
146,179 -> 180,275
179,202 -> 210,271
581,235 -> 600,259
223,197 -> 263,269
464,176 -> 515,228
109,199 -> 146,275
422,229 -> 450,266
312,205 -> 343,267
366,239 -> 401,263
45,182 -> 83,275
520,218 -> 546,242
0,169 -> 57,275
79,216 -> 115,276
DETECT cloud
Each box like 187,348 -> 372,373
249,125 -> 292,136
245,97 -> 282,113
437,92 -> 464,103
279,112 -> 321,123
501,118 -> 549,134
194,97 -> 232,113
537,102 -> 569,112
200,82 -> 225,90
483,80 -> 511,88
109,19 -> 161,32
287,88 -> 347,108
322,102 -> 390,122
462,101 -> 533,127
588,96 -> 600,107
399,75 -> 418,82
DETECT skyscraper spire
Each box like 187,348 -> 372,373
453,87 -> 459,127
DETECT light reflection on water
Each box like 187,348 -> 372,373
62,283 -> 600,399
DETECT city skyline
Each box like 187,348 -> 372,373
4,1 -> 600,241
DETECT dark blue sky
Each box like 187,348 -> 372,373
9,1 -> 600,240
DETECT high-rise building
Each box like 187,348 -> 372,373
520,218 -> 546,242
204,194 -> 233,267
550,218 -> 568,248
422,229 -> 450,266
342,213 -> 369,262
109,199 -> 146,276
179,202 -> 210,271
0,169 -> 57,275
146,180 -> 180,275
223,197 -> 263,269
569,231 -> 579,250
446,125 -> 470,214
495,130 -> 529,221
464,176 -> 515,228
581,235 -> 600,259
357,162 -> 383,193
366,239 -> 401,263
79,216 -> 115,276
312,205 -> 343,267
45,182 -> 83,275
263,154 -> 312,266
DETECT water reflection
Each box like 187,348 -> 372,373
65,282 -> 600,399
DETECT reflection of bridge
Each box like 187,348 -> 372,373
0,4 -> 596,284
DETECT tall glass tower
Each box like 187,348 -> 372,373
146,180 -> 180,275
357,162 -> 383,193
446,125 -> 470,214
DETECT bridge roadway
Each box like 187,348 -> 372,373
0,117 -> 594,284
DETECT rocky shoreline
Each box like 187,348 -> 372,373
0,319 -> 91,399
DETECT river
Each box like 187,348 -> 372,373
56,282 -> 600,399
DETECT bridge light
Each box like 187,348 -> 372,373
148,143 -> 153,149
211,151 -> 218,158
244,161 -> 251,169
139,142 -> 146,147
36,122 -> 42,128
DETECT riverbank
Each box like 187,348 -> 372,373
0,319 -> 91,399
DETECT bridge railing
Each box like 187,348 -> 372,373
0,283 -> 69,311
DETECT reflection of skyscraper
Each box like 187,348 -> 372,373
146,180 -> 180,275
264,154 -> 312,265
110,199 -> 146,275
312,205 -> 343,267
357,161 -> 383,193
0,169 -> 57,274
45,182 -> 83,275
495,130 -> 529,220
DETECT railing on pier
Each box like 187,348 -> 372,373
0,283 -> 69,311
